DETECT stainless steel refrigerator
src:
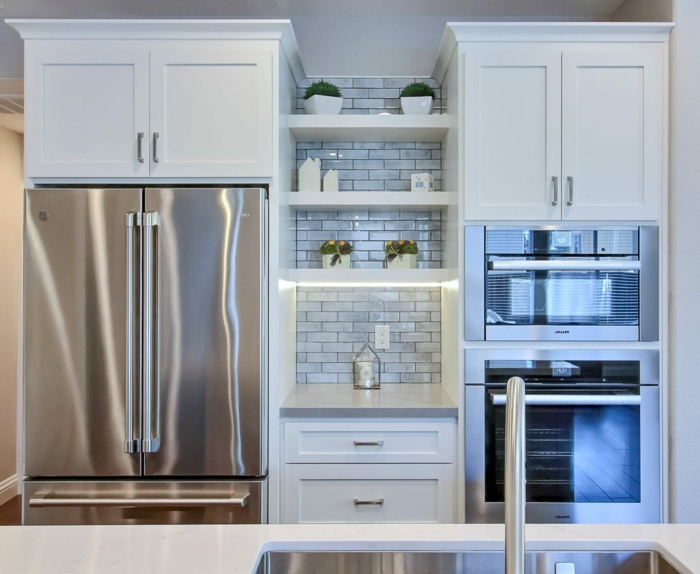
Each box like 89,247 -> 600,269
22,187 -> 268,525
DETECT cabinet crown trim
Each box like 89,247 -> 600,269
432,22 -> 674,83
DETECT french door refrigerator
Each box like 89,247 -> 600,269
22,187 -> 268,525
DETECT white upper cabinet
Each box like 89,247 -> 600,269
149,47 -> 273,178
561,50 -> 663,221
25,43 -> 150,178
464,46 -> 562,220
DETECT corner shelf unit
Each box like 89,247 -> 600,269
288,268 -> 454,285
289,191 -> 456,212
288,114 -> 450,143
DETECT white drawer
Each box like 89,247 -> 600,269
283,464 -> 454,524
284,420 -> 455,464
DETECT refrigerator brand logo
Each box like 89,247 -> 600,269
241,213 -> 250,217
555,330 -> 570,334
555,515 -> 571,520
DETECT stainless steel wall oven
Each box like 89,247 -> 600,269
464,349 -> 660,524
465,226 -> 659,341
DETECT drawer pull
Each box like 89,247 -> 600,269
353,440 -> 384,447
354,498 -> 384,506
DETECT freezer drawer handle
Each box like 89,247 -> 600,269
29,492 -> 250,508
353,440 -> 384,447
142,212 -> 161,453
489,392 -> 642,406
354,498 -> 384,506
488,260 -> 641,271
124,213 -> 141,454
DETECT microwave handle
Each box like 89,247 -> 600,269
488,260 -> 641,272
489,392 -> 641,406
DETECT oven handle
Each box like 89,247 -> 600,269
489,392 -> 641,406
488,260 -> 641,271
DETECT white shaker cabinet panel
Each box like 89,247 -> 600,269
25,44 -> 150,178
561,51 -> 662,221
149,47 -> 273,178
464,46 -> 562,221
283,464 -> 454,524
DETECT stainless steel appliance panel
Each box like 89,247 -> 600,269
24,188 -> 143,477
23,479 -> 266,525
143,188 -> 267,477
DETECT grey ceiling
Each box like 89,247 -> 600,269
0,0 -> 631,79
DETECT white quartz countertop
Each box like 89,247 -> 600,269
279,383 -> 458,417
1,523 -> 699,574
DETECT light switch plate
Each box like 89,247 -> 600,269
375,325 -> 390,349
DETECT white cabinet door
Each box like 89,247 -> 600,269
464,46 -> 562,220
25,43 -> 149,178
283,464 -> 454,524
149,46 -> 273,178
561,51 -> 662,220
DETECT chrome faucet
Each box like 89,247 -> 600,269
505,376 -> 526,574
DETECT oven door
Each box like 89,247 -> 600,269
485,257 -> 641,341
465,385 -> 660,524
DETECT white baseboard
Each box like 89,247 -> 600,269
0,474 -> 18,506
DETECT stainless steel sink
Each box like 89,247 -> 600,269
255,551 -> 681,574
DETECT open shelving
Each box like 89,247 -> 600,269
288,268 -> 454,284
288,114 -> 450,143
289,191 -> 456,212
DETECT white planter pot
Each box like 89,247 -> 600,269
322,253 -> 351,269
387,254 -> 417,269
400,96 -> 434,115
304,95 -> 343,115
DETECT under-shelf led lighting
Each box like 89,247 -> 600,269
295,282 -> 444,288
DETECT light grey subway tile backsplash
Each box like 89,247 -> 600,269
297,286 -> 441,384
296,77 -> 443,115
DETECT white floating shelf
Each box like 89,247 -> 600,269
288,191 -> 456,212
288,268 -> 454,284
288,114 -> 451,143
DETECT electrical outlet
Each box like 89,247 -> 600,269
375,325 -> 390,350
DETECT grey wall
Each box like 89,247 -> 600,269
297,286 -> 441,384
613,0 -> 700,523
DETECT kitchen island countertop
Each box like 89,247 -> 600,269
1,523 -> 699,574
280,383 -> 458,418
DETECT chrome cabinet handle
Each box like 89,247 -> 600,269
137,132 -> 144,163
354,498 -> 384,506
353,440 -> 384,447
552,176 -> 559,206
142,211 -> 160,453
124,213 -> 141,454
29,492 -> 249,508
567,176 -> 574,206
153,132 -> 160,163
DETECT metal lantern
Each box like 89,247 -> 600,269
353,343 -> 381,390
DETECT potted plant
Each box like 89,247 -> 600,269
386,240 -> 419,269
399,82 -> 436,115
304,81 -> 343,115
320,240 -> 353,269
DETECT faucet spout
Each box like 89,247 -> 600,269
505,376 -> 526,574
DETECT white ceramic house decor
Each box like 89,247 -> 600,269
399,82 -> 436,115
299,157 -> 321,192
323,169 -> 339,192
353,343 -> 381,389
411,173 -> 435,192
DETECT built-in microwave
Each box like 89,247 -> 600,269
465,226 -> 659,341
464,349 -> 661,524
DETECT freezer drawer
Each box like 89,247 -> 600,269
23,479 -> 266,525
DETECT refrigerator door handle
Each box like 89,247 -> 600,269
142,211 -> 161,454
29,492 -> 250,508
124,213 -> 141,454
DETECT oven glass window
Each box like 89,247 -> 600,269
485,229 -> 640,328
485,400 -> 641,504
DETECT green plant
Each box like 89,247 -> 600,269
320,240 -> 353,266
399,82 -> 436,100
385,239 -> 419,263
304,81 -> 342,100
